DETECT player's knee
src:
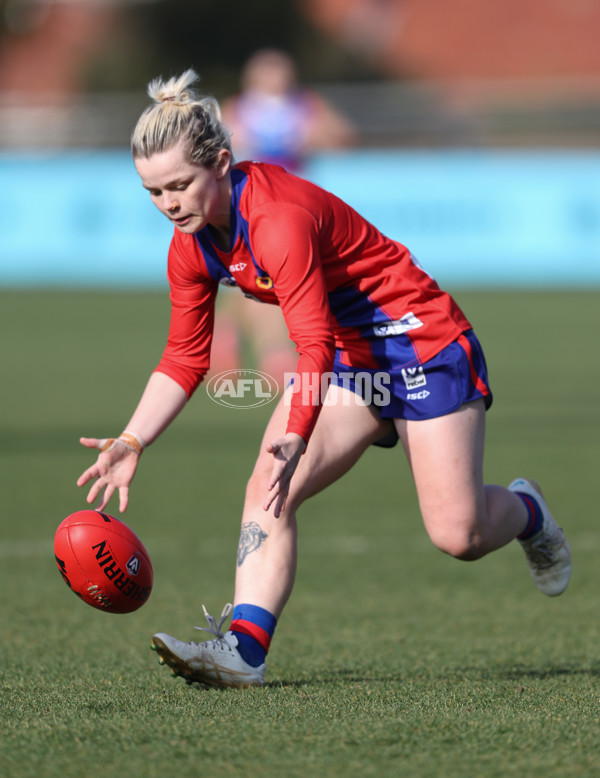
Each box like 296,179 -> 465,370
426,520 -> 487,561
243,459 -> 303,516
244,464 -> 269,510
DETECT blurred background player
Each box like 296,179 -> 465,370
210,49 -> 358,384
222,48 -> 357,172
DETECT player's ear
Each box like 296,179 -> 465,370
214,149 -> 231,179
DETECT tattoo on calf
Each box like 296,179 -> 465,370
237,521 -> 268,566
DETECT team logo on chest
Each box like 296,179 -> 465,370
256,276 -> 273,290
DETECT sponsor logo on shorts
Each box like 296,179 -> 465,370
401,366 -> 427,390
373,312 -> 423,338
407,390 -> 431,400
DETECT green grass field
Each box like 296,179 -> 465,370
1,288 -> 599,778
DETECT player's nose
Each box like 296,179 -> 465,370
163,194 -> 180,213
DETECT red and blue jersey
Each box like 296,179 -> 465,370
155,161 -> 472,442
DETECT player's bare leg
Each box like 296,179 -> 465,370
151,384 -> 392,686
395,398 -> 571,596
395,399 -> 528,559
234,383 -> 393,616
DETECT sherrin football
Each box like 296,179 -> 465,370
54,510 -> 153,614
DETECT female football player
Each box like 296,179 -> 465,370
77,70 -> 571,688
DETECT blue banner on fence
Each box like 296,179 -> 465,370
1,149 -> 599,287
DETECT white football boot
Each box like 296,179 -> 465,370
509,478 -> 572,597
151,603 -> 266,688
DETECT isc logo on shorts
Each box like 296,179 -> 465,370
401,366 -> 427,390
407,390 -> 431,400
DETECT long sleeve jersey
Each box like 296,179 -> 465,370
155,161 -> 472,442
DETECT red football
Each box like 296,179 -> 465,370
54,510 -> 153,614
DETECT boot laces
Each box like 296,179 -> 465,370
193,603 -> 233,643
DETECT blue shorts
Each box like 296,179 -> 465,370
331,329 -> 492,442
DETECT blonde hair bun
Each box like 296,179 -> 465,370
131,69 -> 232,165
147,69 -> 200,106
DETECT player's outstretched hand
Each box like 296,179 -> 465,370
77,437 -> 141,514
263,432 -> 306,518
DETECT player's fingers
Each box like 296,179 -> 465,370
263,476 -> 290,516
263,478 -> 279,512
77,464 -> 98,487
85,476 -> 105,505
272,492 -> 285,519
118,486 -> 129,514
80,437 -> 103,450
272,485 -> 290,518
95,483 -> 114,512
267,470 -> 281,491
267,448 -> 289,488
